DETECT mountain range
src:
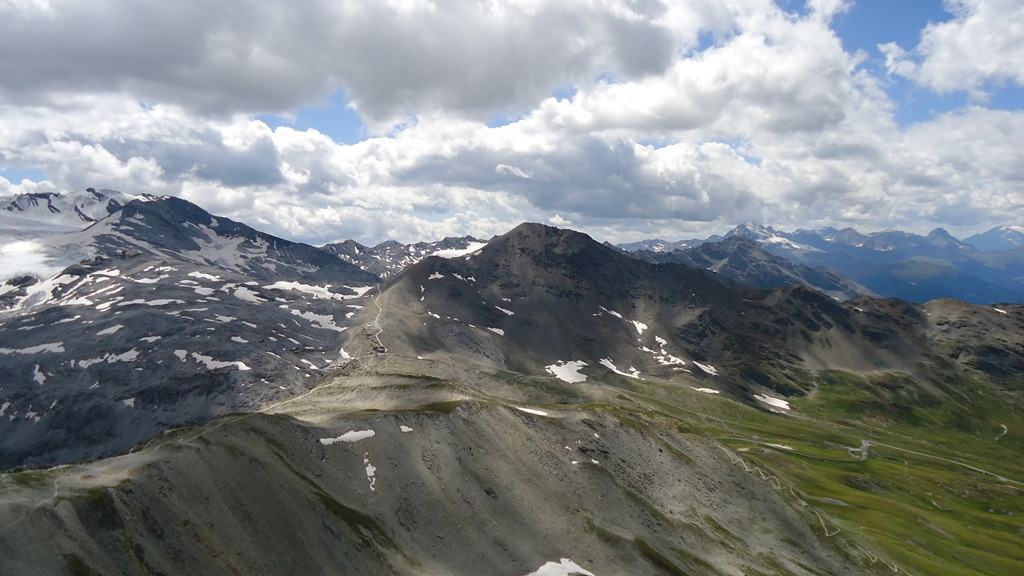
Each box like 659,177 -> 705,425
618,222 -> 1024,305
0,190 -> 1022,576
321,236 -> 487,279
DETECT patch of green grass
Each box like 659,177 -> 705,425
78,487 -> 124,531
270,449 -> 421,568
419,399 -> 465,413
313,491 -> 395,548
583,516 -> 627,546
6,469 -> 55,488
633,538 -> 691,576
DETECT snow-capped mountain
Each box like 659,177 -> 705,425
722,223 -> 821,253
0,195 -> 379,469
616,238 -> 703,253
630,236 -> 871,300
621,223 -> 1024,304
966,225 -> 1024,252
322,236 -> 488,279
1,188 -> 139,231
0,188 -> 154,283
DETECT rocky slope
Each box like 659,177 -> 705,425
0,196 -> 379,469
373,223 -> 952,402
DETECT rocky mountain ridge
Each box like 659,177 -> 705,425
620,222 -> 1024,304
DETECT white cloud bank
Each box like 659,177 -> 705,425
0,0 -> 1021,244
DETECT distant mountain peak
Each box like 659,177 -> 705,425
724,223 -> 817,252
966,224 -> 1024,252
1,187 -> 138,230
626,234 -> 869,300
322,233 -> 487,279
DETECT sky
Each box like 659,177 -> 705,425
0,0 -> 1021,245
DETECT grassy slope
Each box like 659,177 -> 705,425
328,356 -> 1024,575
602,369 -> 1024,576
3,355 -> 1021,575
301,354 -> 1024,575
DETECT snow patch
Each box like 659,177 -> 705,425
342,285 -> 374,299
524,558 -> 595,576
599,306 -> 623,319
286,307 -> 346,332
187,271 -> 221,281
116,299 -> 183,307
433,242 -> 487,258
693,361 -> 718,376
79,348 -> 140,368
0,342 -> 64,355
264,281 -> 368,301
514,406 -> 549,417
599,358 -> 640,379
96,324 -> 124,336
233,286 -> 264,303
364,453 -> 377,491
545,360 -> 587,383
320,429 -> 376,445
630,320 -> 647,336
754,394 -> 791,412
190,352 -> 250,371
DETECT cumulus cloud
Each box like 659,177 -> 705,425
879,0 -> 1024,97
0,0 -> 711,129
0,0 -> 1021,245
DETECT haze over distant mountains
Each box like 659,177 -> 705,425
618,222 -> 1024,305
